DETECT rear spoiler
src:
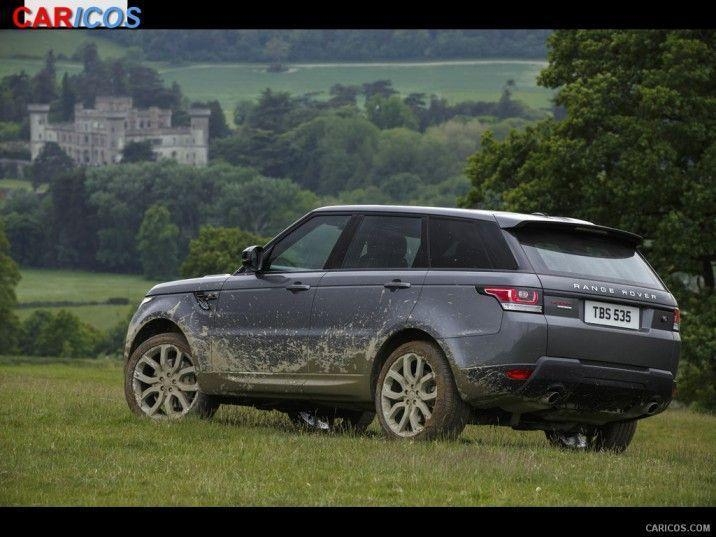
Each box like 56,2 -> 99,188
500,220 -> 644,247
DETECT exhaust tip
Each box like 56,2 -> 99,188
541,385 -> 565,406
645,402 -> 660,415
545,391 -> 562,405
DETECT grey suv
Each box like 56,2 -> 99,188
124,206 -> 680,452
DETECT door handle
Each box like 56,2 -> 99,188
286,282 -> 311,292
384,280 -> 411,290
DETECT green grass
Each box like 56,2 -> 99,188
15,269 -> 159,331
0,359 -> 713,506
0,30 -> 127,60
0,58 -> 83,80
0,58 -> 553,116
0,179 -> 47,194
158,60 -> 554,119
16,304 -> 134,332
16,268 -> 157,304
0,178 -> 33,191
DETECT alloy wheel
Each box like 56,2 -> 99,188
131,344 -> 199,418
380,352 -> 437,437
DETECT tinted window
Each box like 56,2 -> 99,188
516,228 -> 664,289
341,215 -> 425,269
266,215 -> 349,272
429,217 -> 517,270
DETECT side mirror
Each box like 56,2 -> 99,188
241,245 -> 264,273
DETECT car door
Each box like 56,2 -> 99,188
308,213 -> 428,399
210,214 -> 351,395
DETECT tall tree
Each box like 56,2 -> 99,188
361,80 -> 396,99
29,142 -> 74,190
56,72 -> 76,122
193,100 -> 230,139
0,218 -> 21,353
108,60 -> 129,95
366,95 -> 419,130
75,42 -> 109,106
248,89 -> 296,132
264,37 -> 290,71
128,65 -> 179,109
328,84 -> 360,107
216,177 -> 319,236
31,50 -> 57,103
181,226 -> 266,278
0,71 -> 32,122
136,204 -> 180,279
50,169 -> 98,269
122,140 -> 156,163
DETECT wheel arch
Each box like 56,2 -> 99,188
369,327 -> 448,400
128,318 -> 188,360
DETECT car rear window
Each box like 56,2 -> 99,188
429,217 -> 518,270
341,215 -> 426,269
515,227 -> 664,289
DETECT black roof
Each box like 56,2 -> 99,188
312,205 -> 642,245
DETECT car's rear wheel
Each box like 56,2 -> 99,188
544,420 -> 638,453
287,409 -> 375,433
375,340 -> 469,440
125,333 -> 219,420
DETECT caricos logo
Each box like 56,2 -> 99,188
13,0 -> 141,28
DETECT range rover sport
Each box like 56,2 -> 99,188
124,206 -> 681,452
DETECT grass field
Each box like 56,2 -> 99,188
16,304 -> 134,332
0,56 -> 553,117
0,358 -> 713,506
15,269 -> 159,331
158,60 -> 553,116
0,178 -> 33,191
0,30 -> 127,60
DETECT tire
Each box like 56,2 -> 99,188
375,340 -> 469,440
287,408 -> 375,434
593,420 -> 638,453
544,420 -> 638,453
124,332 -> 219,420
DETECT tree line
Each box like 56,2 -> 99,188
100,30 -> 550,63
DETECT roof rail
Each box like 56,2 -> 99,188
531,212 -> 548,217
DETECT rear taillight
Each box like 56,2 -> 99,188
673,308 -> 680,332
480,286 -> 543,313
506,368 -> 533,380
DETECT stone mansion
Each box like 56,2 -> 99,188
28,96 -> 210,167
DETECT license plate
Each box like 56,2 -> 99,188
584,300 -> 640,330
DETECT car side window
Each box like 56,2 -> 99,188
340,215 -> 425,269
429,217 -> 517,270
265,215 -> 350,272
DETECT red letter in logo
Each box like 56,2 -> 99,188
32,7 -> 52,28
54,7 -> 73,28
13,6 -> 32,28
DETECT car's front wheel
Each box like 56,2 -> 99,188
124,333 -> 218,420
375,340 -> 469,440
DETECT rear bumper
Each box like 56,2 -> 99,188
458,356 -> 675,425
